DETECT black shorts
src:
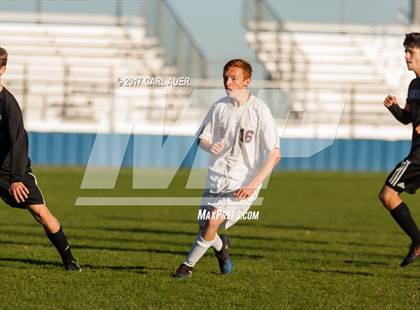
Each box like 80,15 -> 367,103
385,158 -> 420,194
0,172 -> 45,209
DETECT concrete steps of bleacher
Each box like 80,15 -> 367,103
1,11 -> 145,26
246,32 -> 357,44
306,72 -> 384,82
1,22 -> 143,37
1,35 -> 159,49
261,61 -> 377,74
257,43 -> 362,55
257,51 -> 372,65
1,35 -> 136,47
2,44 -> 157,58
288,82 -> 391,93
0,13 -> 193,130
6,55 -> 160,68
263,68 -> 384,83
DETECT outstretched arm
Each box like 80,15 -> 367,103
234,148 -> 281,199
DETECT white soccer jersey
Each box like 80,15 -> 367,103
196,94 -> 280,193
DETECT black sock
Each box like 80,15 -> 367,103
46,227 -> 74,262
390,202 -> 420,244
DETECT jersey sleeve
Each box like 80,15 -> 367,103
407,79 -> 420,124
407,79 -> 415,99
259,104 -> 279,151
195,104 -> 216,142
6,95 -> 28,183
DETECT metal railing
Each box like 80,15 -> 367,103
242,0 -> 309,88
0,9 -> 173,131
1,0 -> 208,79
141,0 -> 209,79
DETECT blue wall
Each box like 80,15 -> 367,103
28,132 -> 411,172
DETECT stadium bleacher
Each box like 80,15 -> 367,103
1,8 -> 418,141
0,11 -> 190,133
245,19 -> 417,138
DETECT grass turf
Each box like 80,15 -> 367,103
0,167 -> 419,309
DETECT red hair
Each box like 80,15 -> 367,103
223,59 -> 252,79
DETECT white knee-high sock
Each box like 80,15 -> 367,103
212,233 -> 223,252
184,234 -> 220,267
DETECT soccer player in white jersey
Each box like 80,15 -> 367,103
174,59 -> 281,278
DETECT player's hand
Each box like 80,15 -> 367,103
234,185 -> 256,200
9,182 -> 29,203
210,142 -> 224,156
416,125 -> 420,135
383,95 -> 398,107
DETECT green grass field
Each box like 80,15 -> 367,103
0,167 -> 419,309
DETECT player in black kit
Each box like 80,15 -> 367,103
379,33 -> 420,267
0,47 -> 80,271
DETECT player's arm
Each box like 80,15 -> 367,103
196,104 -> 224,156
6,99 -> 29,202
197,138 -> 224,156
384,94 -> 411,125
234,148 -> 281,199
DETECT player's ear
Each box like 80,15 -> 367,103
243,76 -> 250,88
0,65 -> 6,74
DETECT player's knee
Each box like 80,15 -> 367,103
207,219 -> 218,231
378,189 -> 385,204
378,188 -> 395,207
207,218 -> 222,232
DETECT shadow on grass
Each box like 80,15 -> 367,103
75,217 -> 399,239
0,238 -> 187,256
98,215 -> 193,225
94,216 -> 370,234
0,226 -> 402,260
289,257 -> 391,267
273,266 -> 374,277
397,274 -> 420,279
0,221 -> 398,247
0,257 -> 62,268
0,257 -> 162,274
80,264 -> 168,274
342,259 -> 390,267
240,222 -> 395,235
0,227 -> 334,256
0,238 -> 264,260
0,223 -> 313,244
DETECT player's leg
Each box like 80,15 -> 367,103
0,172 -> 81,271
174,208 -> 226,278
212,234 -> 232,274
378,184 -> 402,210
27,203 -> 60,233
380,160 -> 420,266
185,210 -> 225,266
379,184 -> 420,243
27,204 -> 80,271
202,208 -> 225,241
200,209 -> 233,273
23,172 -> 80,271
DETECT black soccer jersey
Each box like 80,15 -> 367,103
0,87 -> 31,183
407,78 -> 420,163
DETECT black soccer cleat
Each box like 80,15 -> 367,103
63,259 -> 81,271
214,235 -> 233,274
174,263 -> 192,279
400,243 -> 420,267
